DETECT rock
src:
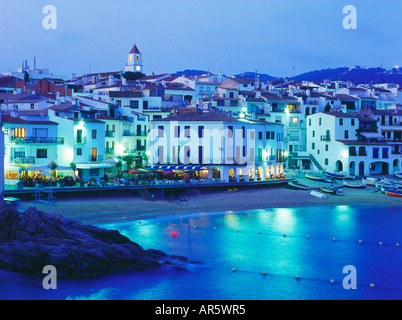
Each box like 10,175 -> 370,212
0,202 -> 192,277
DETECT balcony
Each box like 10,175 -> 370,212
136,131 -> 147,137
11,137 -> 64,144
105,131 -> 115,137
10,156 -> 35,164
89,155 -> 105,163
123,130 -> 134,136
76,137 -> 87,144
320,135 -> 331,142
106,148 -> 115,154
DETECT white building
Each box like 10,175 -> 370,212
306,111 -> 400,176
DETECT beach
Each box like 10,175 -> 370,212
16,177 -> 401,226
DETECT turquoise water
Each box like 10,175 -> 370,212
0,205 -> 401,300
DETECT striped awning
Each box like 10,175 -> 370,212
146,165 -> 209,171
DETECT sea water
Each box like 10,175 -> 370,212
0,205 -> 401,300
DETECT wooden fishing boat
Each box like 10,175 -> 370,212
343,181 -> 367,188
319,185 -> 343,195
344,174 -> 355,180
310,190 -> 327,199
362,177 -> 377,186
288,181 -> 310,190
306,173 -> 326,181
394,172 -> 402,179
385,189 -> 402,197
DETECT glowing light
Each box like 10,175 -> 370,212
239,113 -> 245,119
242,107 -> 247,113
341,150 -> 349,158
79,120 -> 85,126
284,151 -> 289,157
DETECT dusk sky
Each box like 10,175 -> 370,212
1,0 -> 401,78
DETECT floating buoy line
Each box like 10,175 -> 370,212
152,222 -> 401,248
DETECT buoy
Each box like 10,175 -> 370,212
330,279 -> 335,284
295,275 -> 300,280
258,231 -> 261,234
332,238 -> 336,241
156,222 -> 160,225
283,234 -> 286,237
193,225 -> 197,229
358,240 -> 362,243
262,271 -> 267,275
123,217 -> 126,219
139,221 -> 142,224
236,230 -> 239,233
214,227 -> 217,231
379,241 -> 383,245
232,268 -> 236,272
306,235 -> 310,239
396,243 -> 400,247
170,231 -> 179,238
370,283 -> 375,288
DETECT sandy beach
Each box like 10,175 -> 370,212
16,176 -> 401,226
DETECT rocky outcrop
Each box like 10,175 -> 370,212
0,203 -> 188,277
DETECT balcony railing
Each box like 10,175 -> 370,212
11,137 -> 64,144
136,131 -> 147,137
10,156 -> 35,164
320,135 -> 331,142
106,148 -> 115,154
105,131 -> 115,137
123,131 -> 134,136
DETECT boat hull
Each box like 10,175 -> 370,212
386,191 -> 402,197
343,182 -> 366,188
326,172 -> 345,180
288,181 -> 309,190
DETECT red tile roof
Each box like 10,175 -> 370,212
1,115 -> 58,125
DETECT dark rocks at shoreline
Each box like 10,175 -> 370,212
0,202 -> 189,277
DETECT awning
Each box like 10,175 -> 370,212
105,157 -> 127,166
4,165 -> 22,172
360,132 -> 384,139
146,165 -> 209,171
76,163 -> 112,170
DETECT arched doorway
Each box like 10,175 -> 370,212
312,107 -> 317,114
229,168 -> 236,182
349,161 -> 356,176
257,167 -> 263,181
249,167 -> 255,181
393,159 -> 399,172
266,166 -> 270,180
239,168 -> 244,182
305,107 -> 310,117
369,162 -> 389,175
335,160 -> 343,173
211,167 -> 221,180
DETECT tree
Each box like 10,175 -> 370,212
324,103 -> 331,112
122,71 -> 145,81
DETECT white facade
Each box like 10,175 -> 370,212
148,112 -> 285,182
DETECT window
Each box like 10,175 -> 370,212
77,129 -> 83,143
258,132 -> 263,140
89,169 -> 99,176
228,126 -> 233,138
174,126 -> 180,138
217,100 -> 224,106
77,148 -> 82,156
30,103 -> 34,109
325,158 -> 329,165
11,128 -> 26,138
309,119 -> 312,126
116,100 -> 121,107
312,143 -> 315,150
312,130 -> 315,138
14,148 -> 25,158
373,148 -> 379,159
130,100 -> 139,109
229,92 -> 234,98
339,118 -> 343,126
319,118 -> 322,126
36,149 -> 47,158
271,131 -> 275,140
344,130 -> 349,139
158,126 -> 164,138
266,131 -> 270,139
185,126 -> 191,138
382,148 -> 389,159
325,145 -> 329,152
351,119 -> 355,126
242,126 -> 245,138
198,126 -> 204,138
92,130 -> 97,139
198,146 -> 203,164
136,55 -> 140,62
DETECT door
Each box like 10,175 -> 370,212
91,148 -> 97,162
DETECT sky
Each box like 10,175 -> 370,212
0,0 -> 401,78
